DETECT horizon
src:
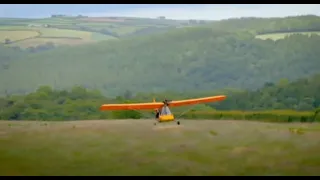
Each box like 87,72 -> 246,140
0,4 -> 320,20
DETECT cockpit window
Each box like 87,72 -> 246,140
160,106 -> 172,115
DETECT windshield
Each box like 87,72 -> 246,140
160,106 -> 172,115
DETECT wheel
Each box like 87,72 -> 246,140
177,121 -> 180,125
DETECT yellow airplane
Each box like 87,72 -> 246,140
100,95 -> 227,125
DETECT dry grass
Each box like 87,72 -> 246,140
0,26 -> 114,48
0,120 -> 319,176
0,30 -> 39,42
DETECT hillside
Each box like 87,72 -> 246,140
2,15 -> 319,48
0,16 -> 208,48
1,16 -> 320,96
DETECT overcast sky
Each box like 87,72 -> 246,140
0,4 -> 319,20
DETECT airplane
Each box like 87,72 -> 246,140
100,95 -> 227,125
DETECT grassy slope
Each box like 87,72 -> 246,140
0,120 -> 319,175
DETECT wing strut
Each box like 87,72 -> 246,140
175,103 -> 207,119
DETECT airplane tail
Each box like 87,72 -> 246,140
153,98 -> 158,113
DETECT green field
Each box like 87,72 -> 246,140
255,31 -> 320,40
0,120 -> 319,176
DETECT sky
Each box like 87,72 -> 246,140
0,4 -> 319,20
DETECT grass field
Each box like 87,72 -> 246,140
255,31 -> 320,40
0,120 -> 319,176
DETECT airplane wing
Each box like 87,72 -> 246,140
100,102 -> 164,111
168,95 -> 226,107
100,95 -> 226,111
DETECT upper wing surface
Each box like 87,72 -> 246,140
100,102 -> 164,111
169,95 -> 226,107
100,95 -> 226,110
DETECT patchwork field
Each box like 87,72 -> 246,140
0,26 -> 116,48
0,120 -> 319,176
0,16 -> 199,48
255,31 -> 320,40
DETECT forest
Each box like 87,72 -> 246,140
0,15 -> 320,96
0,74 -> 319,122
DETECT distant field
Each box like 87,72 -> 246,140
34,27 -> 93,39
12,38 -> 92,48
256,31 -> 320,40
30,17 -> 76,24
0,16 -> 196,48
110,26 -> 144,36
0,120 -> 319,175
79,17 -> 126,22
0,30 -> 39,42
0,26 -> 115,48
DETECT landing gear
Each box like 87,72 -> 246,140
153,120 -> 180,125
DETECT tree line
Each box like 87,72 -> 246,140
0,74 -> 319,122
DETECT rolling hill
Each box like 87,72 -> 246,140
0,15 -> 320,97
2,15 -> 320,49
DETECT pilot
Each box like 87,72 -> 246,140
155,109 -> 160,119
163,99 -> 169,105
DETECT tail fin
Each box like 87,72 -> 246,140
153,98 -> 158,113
